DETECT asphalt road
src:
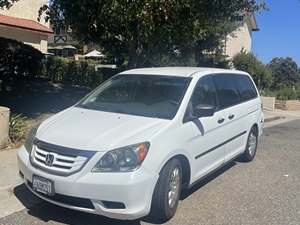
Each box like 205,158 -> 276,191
1,120 -> 300,225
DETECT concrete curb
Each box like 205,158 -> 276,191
0,182 -> 23,192
264,116 -> 285,123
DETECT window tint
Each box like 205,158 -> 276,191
213,74 -> 240,109
236,75 -> 258,101
78,75 -> 191,120
190,76 -> 217,111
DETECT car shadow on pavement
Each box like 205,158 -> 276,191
13,184 -> 41,209
13,161 -> 237,225
14,183 -> 142,225
180,161 -> 236,200
26,202 -> 142,225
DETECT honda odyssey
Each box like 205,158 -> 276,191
18,67 -> 264,222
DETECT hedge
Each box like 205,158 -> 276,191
261,85 -> 300,101
0,37 -> 122,88
43,57 -> 123,88
0,37 -> 43,79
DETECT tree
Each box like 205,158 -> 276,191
268,57 -> 300,88
0,0 -> 18,9
40,0 -> 265,68
232,50 -> 273,89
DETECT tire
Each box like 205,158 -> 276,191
150,158 -> 182,223
241,126 -> 258,162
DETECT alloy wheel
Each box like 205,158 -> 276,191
248,131 -> 257,156
168,167 -> 181,208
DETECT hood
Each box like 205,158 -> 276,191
37,107 -> 169,151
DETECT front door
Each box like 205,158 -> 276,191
184,75 -> 226,183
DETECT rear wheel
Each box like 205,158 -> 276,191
150,158 -> 182,223
242,126 -> 258,162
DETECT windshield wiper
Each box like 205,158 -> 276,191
77,104 -> 91,109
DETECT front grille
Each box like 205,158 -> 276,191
30,139 -> 96,176
27,181 -> 95,209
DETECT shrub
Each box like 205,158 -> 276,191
9,114 -> 28,143
296,84 -> 300,99
264,85 -> 300,101
232,50 -> 273,89
0,37 -> 43,80
44,57 -> 105,88
45,56 -> 68,82
44,57 -> 126,87
44,57 -> 120,88
276,86 -> 298,100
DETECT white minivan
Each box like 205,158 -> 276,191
18,67 -> 263,222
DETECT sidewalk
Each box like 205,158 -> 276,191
0,149 -> 22,189
264,110 -> 285,122
263,109 -> 300,128
0,148 -> 39,218
0,148 -> 23,218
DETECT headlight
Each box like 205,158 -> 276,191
92,142 -> 150,172
24,124 -> 39,153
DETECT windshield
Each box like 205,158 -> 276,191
77,74 -> 191,119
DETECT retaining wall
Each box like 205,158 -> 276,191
0,106 -> 10,149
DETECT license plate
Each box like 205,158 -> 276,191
32,175 -> 54,196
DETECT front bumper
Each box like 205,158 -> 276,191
17,146 -> 158,220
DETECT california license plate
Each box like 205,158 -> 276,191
32,175 -> 54,196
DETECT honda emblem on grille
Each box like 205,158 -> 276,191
45,154 -> 55,167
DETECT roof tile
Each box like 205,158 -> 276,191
0,14 -> 53,34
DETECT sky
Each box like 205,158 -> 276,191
252,0 -> 300,65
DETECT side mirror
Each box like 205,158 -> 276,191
194,104 -> 215,118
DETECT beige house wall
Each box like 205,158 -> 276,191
0,0 -> 48,26
225,21 -> 253,59
0,0 -> 49,53
0,25 -> 48,53
40,39 -> 48,53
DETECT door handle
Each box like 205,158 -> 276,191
228,114 -> 235,120
218,118 -> 225,124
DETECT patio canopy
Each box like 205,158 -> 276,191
84,50 -> 105,58
63,45 -> 77,49
48,45 -> 76,50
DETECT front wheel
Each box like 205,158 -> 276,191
241,126 -> 258,162
150,158 -> 182,223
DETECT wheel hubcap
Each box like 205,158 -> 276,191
168,167 -> 180,208
248,132 -> 257,156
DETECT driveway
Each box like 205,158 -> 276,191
0,80 -> 90,119
0,120 -> 300,225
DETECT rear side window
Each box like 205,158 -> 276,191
235,75 -> 258,101
213,74 -> 240,109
